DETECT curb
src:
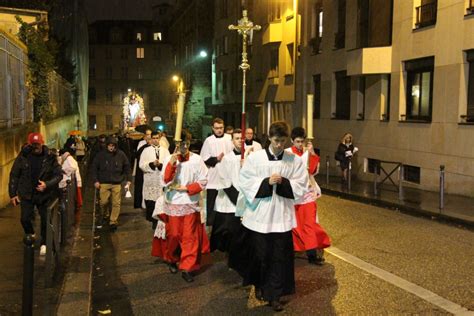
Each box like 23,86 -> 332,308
321,187 -> 474,230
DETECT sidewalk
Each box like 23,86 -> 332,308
316,175 -> 474,227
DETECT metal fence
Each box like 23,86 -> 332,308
0,32 -> 31,129
0,31 -> 75,129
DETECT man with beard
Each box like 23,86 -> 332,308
9,133 -> 63,255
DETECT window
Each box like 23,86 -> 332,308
357,76 -> 365,120
136,47 -> 144,59
286,43 -> 294,75
88,115 -> 97,130
335,0 -> 346,49
381,74 -> 391,121
268,1 -> 281,22
310,1 -> 323,54
357,0 -> 393,47
223,36 -> 229,55
136,32 -> 142,41
138,67 -> 143,80
415,0 -> 437,29
270,48 -> 279,76
120,48 -> 128,59
106,115 -> 113,130
366,158 -> 381,174
335,71 -> 351,120
405,57 -> 434,121
313,74 -> 321,119
121,67 -> 128,79
89,67 -> 95,80
105,48 -> 112,59
467,50 -> 474,122
222,70 -> 228,93
468,0 -> 474,15
88,87 -> 96,101
105,88 -> 113,103
403,165 -> 421,184
111,30 -> 122,43
153,32 -> 162,41
105,67 -> 112,79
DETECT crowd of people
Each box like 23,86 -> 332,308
8,119 -> 360,312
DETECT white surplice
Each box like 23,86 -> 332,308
215,150 -> 242,214
238,149 -> 308,233
200,134 -> 233,189
139,145 -> 170,201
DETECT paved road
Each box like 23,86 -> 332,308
90,195 -> 474,315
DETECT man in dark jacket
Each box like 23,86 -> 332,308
9,132 -> 63,255
91,136 -> 132,231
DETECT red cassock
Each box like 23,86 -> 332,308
289,146 -> 331,251
151,153 -> 210,272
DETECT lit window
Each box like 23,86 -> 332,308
136,47 -> 144,59
153,32 -> 162,41
136,32 -> 142,41
405,57 -> 434,122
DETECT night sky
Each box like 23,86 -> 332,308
84,0 -> 169,23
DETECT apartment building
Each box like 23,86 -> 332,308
88,20 -> 174,136
212,0 -> 300,136
298,0 -> 474,196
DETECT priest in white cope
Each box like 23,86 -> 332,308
244,127 -> 263,151
200,117 -> 233,225
139,131 -> 170,229
229,121 -> 308,312
160,131 -> 209,283
210,128 -> 245,253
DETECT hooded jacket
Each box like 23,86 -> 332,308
9,145 -> 63,203
90,145 -> 132,184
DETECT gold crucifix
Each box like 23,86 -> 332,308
228,9 -> 261,158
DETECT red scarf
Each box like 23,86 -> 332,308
290,146 -> 304,157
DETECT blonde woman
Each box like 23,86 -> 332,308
335,133 -> 358,183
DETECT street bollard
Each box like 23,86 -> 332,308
373,163 -> 378,195
398,164 -> 403,200
326,155 -> 330,185
439,165 -> 445,210
22,234 -> 35,316
348,160 -> 352,191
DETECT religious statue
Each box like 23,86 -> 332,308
123,92 -> 146,130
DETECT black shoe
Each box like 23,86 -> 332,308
110,224 -> 117,232
270,300 -> 284,312
181,271 -> 194,283
168,263 -> 178,274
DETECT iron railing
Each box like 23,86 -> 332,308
415,1 -> 437,28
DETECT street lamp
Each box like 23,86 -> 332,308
199,50 -> 208,58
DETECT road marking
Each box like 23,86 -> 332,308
326,247 -> 474,315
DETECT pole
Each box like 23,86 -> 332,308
348,160 -> 352,191
326,155 -> 329,185
439,165 -> 445,210
22,234 -> 35,316
374,163 -> 378,195
229,10 -> 261,159
398,164 -> 403,200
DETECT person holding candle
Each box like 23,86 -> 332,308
200,117 -> 233,226
159,130 -> 209,283
287,127 -> 331,265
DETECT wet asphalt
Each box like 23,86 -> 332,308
89,194 -> 474,315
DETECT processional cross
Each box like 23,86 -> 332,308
229,10 -> 261,158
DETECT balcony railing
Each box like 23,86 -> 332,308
468,0 -> 474,14
415,1 -> 437,28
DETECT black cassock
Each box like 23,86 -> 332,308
133,143 -> 150,209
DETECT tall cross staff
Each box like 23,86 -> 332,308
229,10 -> 261,159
